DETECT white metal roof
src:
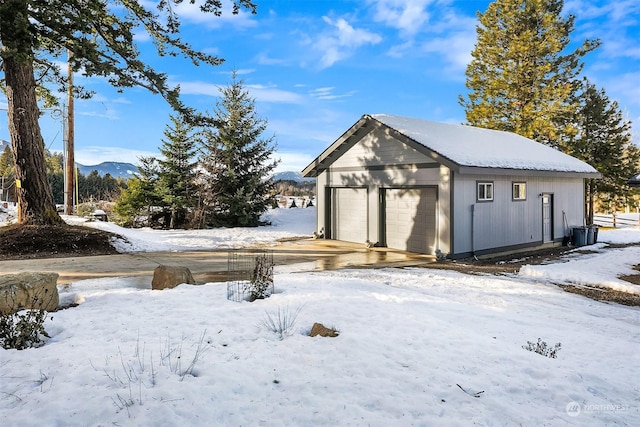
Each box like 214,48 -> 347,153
371,114 -> 598,174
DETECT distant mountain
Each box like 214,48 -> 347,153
272,171 -> 315,182
77,162 -> 138,179
3,151 -> 312,183
0,139 -> 9,151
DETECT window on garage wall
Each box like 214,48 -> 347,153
512,182 -> 526,201
477,181 -> 494,202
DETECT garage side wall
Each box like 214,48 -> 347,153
451,174 -> 585,257
314,128 -> 452,254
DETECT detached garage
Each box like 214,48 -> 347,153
302,114 -> 600,259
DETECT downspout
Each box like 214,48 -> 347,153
471,203 -> 475,258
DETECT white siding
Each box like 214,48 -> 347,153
452,174 -> 585,255
332,127 -> 438,168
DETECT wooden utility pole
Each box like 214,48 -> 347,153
65,49 -> 75,215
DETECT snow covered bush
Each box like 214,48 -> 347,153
244,252 -> 274,301
0,308 -> 49,350
522,338 -> 561,359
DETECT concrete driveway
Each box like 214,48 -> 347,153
0,239 -> 434,284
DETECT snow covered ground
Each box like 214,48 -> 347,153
1,206 -> 639,426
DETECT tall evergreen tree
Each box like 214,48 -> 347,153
570,80 -> 640,221
0,0 -> 256,225
200,71 -> 279,227
459,0 -> 599,148
156,114 -> 199,229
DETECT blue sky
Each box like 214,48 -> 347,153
1,0 -> 638,173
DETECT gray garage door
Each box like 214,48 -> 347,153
332,187 -> 368,244
385,188 -> 436,254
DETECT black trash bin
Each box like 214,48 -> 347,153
587,226 -> 595,245
590,225 -> 599,244
572,226 -> 588,246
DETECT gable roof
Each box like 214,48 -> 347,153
302,114 -> 600,178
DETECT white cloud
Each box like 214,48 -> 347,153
604,72 -> 640,107
111,97 -> 132,105
176,80 -> 303,103
369,0 -> 432,36
175,81 -> 221,97
272,151 -> 316,173
227,68 -> 255,75
133,29 -> 151,43
246,84 -> 303,103
77,110 -> 119,120
254,52 -> 288,66
565,0 -> 640,22
314,16 -> 382,68
373,2 -> 476,70
174,0 -> 257,29
201,46 -> 221,56
420,31 -> 475,74
309,86 -> 357,101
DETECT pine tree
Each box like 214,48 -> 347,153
113,178 -> 144,227
570,80 -> 640,221
459,0 -> 599,148
156,114 -> 199,229
0,0 -> 256,225
200,71 -> 279,227
114,156 -> 162,227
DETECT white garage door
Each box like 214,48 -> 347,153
332,187 -> 368,244
385,188 -> 436,254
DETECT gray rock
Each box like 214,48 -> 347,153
0,272 -> 59,314
310,322 -> 339,338
151,265 -> 196,290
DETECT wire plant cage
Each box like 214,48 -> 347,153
227,249 -> 275,302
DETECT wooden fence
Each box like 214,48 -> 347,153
592,213 -> 640,228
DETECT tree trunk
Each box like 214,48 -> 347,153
3,56 -> 63,225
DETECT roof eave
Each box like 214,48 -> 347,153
301,115 -> 371,178
457,166 -> 601,178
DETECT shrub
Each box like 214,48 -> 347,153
522,338 -> 561,359
261,305 -> 302,340
244,253 -> 274,301
0,308 -> 50,350
93,330 -> 211,417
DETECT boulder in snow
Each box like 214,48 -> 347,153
152,265 -> 196,290
0,272 -> 60,314
310,322 -> 339,338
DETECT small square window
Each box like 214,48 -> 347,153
477,182 -> 494,202
513,182 -> 526,200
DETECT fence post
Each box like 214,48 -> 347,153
612,212 -> 616,228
